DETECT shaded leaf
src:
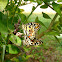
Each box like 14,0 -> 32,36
52,21 -> 60,31
43,0 -> 56,2
40,4 -> 48,9
14,0 -> 17,4
32,6 -> 36,11
6,44 -> 20,54
18,14 -> 26,24
5,59 -> 12,62
57,25 -> 61,30
52,2 -> 61,15
42,12 -> 51,19
59,16 -> 62,24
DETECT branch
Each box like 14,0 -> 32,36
47,13 -> 58,31
37,13 -> 58,39
43,1 -> 54,10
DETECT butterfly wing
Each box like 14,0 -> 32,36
22,22 -> 43,46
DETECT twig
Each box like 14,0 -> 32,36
47,13 -> 58,31
42,0 -> 54,10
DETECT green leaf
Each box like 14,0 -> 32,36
15,36 -> 22,46
40,4 -> 48,9
6,44 -> 20,54
59,16 -> 62,27
18,14 -> 26,24
52,2 -> 61,15
43,0 -> 56,2
35,16 -> 47,28
32,6 -> 36,11
24,0 -> 28,1
9,34 -> 21,46
57,0 -> 62,2
42,12 -> 51,19
20,9 -> 24,12
37,0 -> 43,5
52,21 -> 61,31
0,12 -> 4,20
23,46 -> 31,52
60,4 -> 62,11
53,21 -> 59,28
0,0 -> 7,11
14,0 -> 17,4
59,16 -> 62,24
5,59 -> 12,62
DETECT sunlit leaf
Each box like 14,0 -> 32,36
37,0 -> 43,5
0,0 -> 7,11
26,55 -> 33,60
42,12 -> 51,19
9,34 -> 21,46
57,0 -> 62,2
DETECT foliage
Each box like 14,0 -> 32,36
0,0 -> 62,62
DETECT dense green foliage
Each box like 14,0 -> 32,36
0,0 -> 62,62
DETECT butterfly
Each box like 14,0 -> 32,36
22,22 -> 43,46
